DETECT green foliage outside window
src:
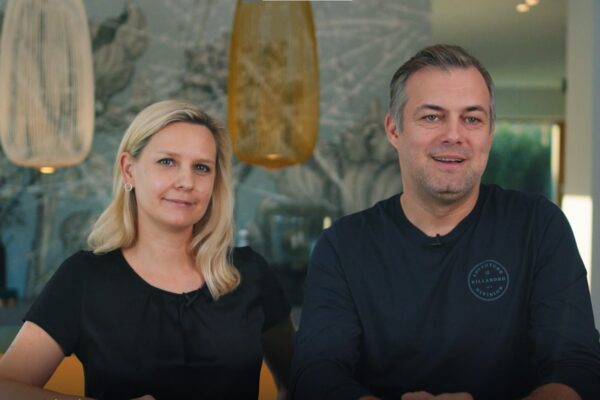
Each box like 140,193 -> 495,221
482,121 -> 557,201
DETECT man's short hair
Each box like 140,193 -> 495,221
389,44 -> 495,130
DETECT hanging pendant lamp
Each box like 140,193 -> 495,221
228,0 -> 319,169
0,0 -> 95,174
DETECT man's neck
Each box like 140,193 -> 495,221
400,186 -> 480,237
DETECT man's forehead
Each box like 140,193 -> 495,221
404,66 -> 491,107
412,103 -> 488,116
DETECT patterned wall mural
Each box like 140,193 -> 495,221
0,0 -> 430,301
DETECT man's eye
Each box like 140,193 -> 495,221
465,116 -> 482,124
158,158 -> 174,166
423,115 -> 439,122
195,164 -> 210,173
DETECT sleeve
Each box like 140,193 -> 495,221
248,247 -> 291,332
24,251 -> 86,356
290,231 -> 372,400
529,202 -> 600,399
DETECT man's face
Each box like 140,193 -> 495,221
385,66 -> 493,204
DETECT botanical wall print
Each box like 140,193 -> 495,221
0,0 -> 430,300
0,3 -> 148,297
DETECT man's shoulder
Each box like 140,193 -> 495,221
324,194 -> 400,241
483,184 -> 556,210
333,194 -> 399,225
481,184 -> 562,225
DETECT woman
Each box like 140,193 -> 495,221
0,100 -> 294,399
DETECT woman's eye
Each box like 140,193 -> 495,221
195,164 -> 210,173
158,158 -> 174,166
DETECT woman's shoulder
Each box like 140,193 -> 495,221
54,249 -> 122,279
230,246 -> 272,278
62,248 -> 120,266
231,245 -> 261,261
229,246 -> 290,316
231,245 -> 265,266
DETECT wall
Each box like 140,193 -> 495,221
495,87 -> 564,120
0,0 -> 430,300
565,0 -> 600,326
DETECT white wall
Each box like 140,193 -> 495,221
495,87 -> 564,120
565,0 -> 600,328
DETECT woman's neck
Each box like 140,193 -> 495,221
122,224 -> 203,293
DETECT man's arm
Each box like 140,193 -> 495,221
527,203 -> 600,399
290,233 -> 373,399
523,383 -> 581,400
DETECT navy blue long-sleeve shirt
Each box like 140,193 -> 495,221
291,185 -> 600,400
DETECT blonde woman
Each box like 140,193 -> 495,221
0,100 -> 294,399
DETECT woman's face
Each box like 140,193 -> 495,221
121,122 -> 217,235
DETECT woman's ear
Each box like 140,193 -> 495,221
119,152 -> 135,184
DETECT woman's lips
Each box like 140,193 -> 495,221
164,198 -> 195,206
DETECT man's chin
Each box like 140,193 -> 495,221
434,190 -> 465,203
430,183 -> 478,203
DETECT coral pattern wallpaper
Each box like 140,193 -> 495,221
0,0 -> 430,301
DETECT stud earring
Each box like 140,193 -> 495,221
124,182 -> 133,192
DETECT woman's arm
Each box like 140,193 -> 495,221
0,321 -> 93,399
262,316 -> 295,400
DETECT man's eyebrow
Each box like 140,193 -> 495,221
413,104 -> 489,116
465,105 -> 488,114
414,104 -> 445,113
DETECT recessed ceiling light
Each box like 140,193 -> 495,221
516,3 -> 530,13
525,0 -> 539,6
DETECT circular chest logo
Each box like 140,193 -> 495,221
468,260 -> 509,301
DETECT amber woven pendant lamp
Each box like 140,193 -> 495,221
228,0 -> 319,169
0,0 -> 95,173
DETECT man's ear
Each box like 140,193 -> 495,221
119,152 -> 135,184
384,113 -> 401,150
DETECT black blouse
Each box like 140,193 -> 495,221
25,247 -> 290,400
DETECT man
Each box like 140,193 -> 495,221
290,45 -> 600,400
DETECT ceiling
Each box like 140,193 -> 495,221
432,0 -> 566,90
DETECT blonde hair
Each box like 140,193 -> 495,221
87,100 -> 240,299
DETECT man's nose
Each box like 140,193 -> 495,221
441,117 -> 464,143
